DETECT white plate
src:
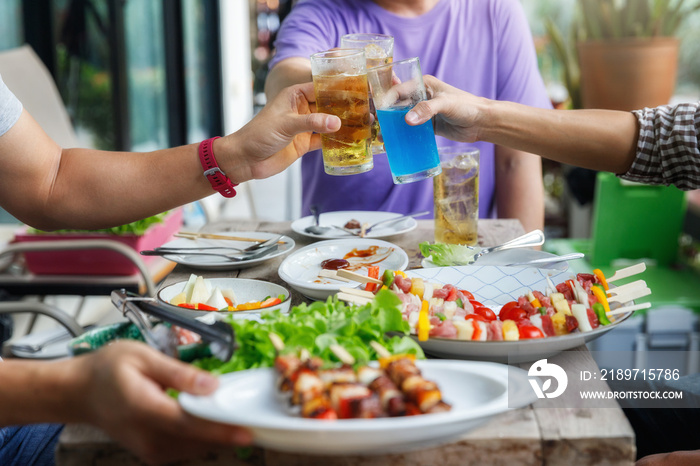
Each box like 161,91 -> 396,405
277,239 -> 409,300
291,211 -> 419,240
9,326 -> 73,359
156,231 -> 295,271
180,360 -> 535,455
421,249 -> 570,271
405,266 -> 634,363
157,278 -> 291,319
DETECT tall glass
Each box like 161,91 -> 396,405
367,57 -> 441,184
340,33 -> 394,155
434,145 -> 480,245
310,49 -> 373,176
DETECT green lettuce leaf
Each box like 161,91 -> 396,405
419,241 -> 479,266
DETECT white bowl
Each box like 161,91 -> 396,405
157,278 -> 291,318
277,239 -> 409,300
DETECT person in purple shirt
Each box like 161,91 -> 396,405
266,0 -> 550,233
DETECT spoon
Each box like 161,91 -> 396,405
305,205 -> 331,235
471,229 -> 546,262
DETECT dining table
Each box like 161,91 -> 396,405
55,218 -> 636,465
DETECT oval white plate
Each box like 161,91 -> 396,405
405,266 -> 634,363
156,231 -> 295,271
291,210 -> 419,240
180,360 -> 535,455
278,239 -> 409,300
421,249 -> 570,271
158,277 -> 291,319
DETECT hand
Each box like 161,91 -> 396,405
405,75 -> 488,143
219,82 -> 341,183
70,341 -> 251,465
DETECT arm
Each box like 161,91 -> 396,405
264,57 -> 313,101
495,146 -> 544,232
0,341 -> 251,464
407,76 -> 639,175
0,82 -> 340,231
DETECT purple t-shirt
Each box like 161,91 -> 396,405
270,0 -> 551,217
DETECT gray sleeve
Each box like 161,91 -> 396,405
0,73 -> 23,137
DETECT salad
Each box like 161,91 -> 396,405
168,274 -> 285,312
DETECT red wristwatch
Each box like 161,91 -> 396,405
198,136 -> 238,198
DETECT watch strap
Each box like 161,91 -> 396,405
198,136 -> 237,198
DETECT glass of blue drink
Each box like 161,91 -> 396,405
367,57 -> 441,184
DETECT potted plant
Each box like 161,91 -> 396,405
546,0 -> 700,111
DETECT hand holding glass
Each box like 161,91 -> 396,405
367,57 -> 441,184
310,49 -> 373,176
340,33 -> 394,155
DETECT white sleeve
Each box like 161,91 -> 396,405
0,73 -> 23,137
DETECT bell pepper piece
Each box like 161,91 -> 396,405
590,285 -> 612,316
417,300 -> 430,341
593,269 -> 609,291
378,353 -> 416,369
260,297 -> 282,308
593,302 -> 612,325
365,266 -> 380,293
196,303 -> 219,311
382,269 -> 395,288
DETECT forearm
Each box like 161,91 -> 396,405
0,359 -> 86,426
495,147 -> 545,232
481,100 -> 639,175
264,58 -> 312,100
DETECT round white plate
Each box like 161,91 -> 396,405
405,266 -> 634,363
155,231 -> 294,271
421,249 -> 570,271
291,211 -> 420,240
180,360 -> 535,455
158,277 -> 291,319
277,238 -> 409,300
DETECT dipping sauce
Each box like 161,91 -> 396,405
321,258 -> 350,270
343,245 -> 380,259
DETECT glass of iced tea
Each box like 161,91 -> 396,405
310,49 -> 373,176
340,33 -> 394,155
367,57 -> 441,184
434,145 -> 480,245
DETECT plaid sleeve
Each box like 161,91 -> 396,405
622,103 -> 700,191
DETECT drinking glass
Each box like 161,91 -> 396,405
340,33 -> 394,154
367,57 -> 441,184
310,49 -> 373,176
434,145 -> 480,245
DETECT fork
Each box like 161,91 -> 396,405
472,229 -> 545,261
342,211 -> 430,237
141,244 -> 279,262
145,235 -> 283,256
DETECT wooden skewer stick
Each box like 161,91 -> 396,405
607,263 -> 646,283
607,287 -> 652,304
607,302 -> 652,316
318,269 -> 352,282
339,287 -> 375,298
337,292 -> 373,306
607,279 -> 646,296
329,344 -> 356,365
370,341 -> 391,359
176,231 -> 285,244
269,332 -> 285,352
336,269 -> 383,284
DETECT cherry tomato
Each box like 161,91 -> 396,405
473,306 -> 497,321
518,325 -> 545,339
499,302 -> 526,322
445,287 -> 458,302
459,290 -> 475,301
